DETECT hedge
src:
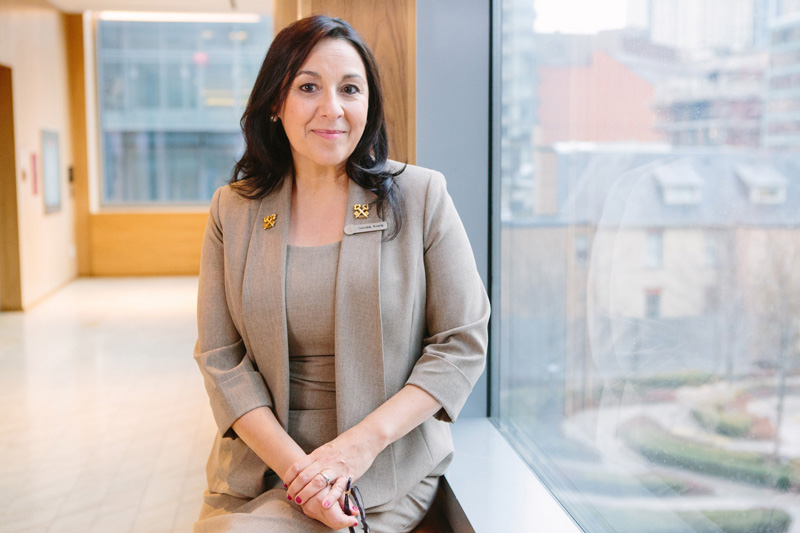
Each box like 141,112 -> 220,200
696,509 -> 792,533
621,417 -> 800,491
597,507 -> 792,533
691,406 -> 753,438
559,467 -> 710,497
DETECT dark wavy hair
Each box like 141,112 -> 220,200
229,15 -> 403,239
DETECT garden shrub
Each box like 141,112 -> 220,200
621,417 -> 800,491
596,507 -> 792,533
691,406 -> 752,438
694,509 -> 792,533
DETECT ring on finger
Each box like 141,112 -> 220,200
319,471 -> 332,485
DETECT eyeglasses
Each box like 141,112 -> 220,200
343,478 -> 370,533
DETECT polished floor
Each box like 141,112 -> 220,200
0,277 -> 216,532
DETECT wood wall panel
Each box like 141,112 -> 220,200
65,13 -> 90,276
274,0 -> 300,33
89,213 -> 207,276
277,0 -> 416,164
0,65 -> 23,310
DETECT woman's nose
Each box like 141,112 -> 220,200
319,90 -> 344,118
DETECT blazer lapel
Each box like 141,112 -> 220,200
241,177 -> 293,429
335,182 -> 395,505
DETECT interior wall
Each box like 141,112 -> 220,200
0,0 -> 77,309
416,0 -> 491,417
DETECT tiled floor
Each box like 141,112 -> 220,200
0,277 -> 216,533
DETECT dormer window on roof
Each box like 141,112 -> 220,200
735,164 -> 788,205
654,160 -> 703,206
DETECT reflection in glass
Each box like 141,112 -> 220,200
96,16 -> 272,205
496,0 -> 800,531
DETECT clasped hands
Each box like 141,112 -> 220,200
283,430 -> 379,530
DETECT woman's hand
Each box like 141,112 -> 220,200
298,486 -> 360,530
286,385 -> 441,509
284,428 -> 382,508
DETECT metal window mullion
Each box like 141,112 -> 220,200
489,0 -> 503,420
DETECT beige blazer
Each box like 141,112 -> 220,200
194,162 -> 490,509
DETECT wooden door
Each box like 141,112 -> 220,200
0,64 -> 22,311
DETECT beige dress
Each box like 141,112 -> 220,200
286,241 -> 340,455
195,242 -> 438,533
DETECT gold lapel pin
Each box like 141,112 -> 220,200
263,213 -> 276,230
353,203 -> 369,219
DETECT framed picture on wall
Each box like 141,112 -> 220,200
41,130 -> 60,213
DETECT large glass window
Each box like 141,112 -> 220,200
495,0 -> 800,531
95,13 -> 272,205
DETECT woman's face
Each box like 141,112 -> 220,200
278,38 -> 369,175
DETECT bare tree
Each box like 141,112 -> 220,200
712,228 -> 748,380
750,230 -> 800,458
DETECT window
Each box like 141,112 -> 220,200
94,13 -> 272,205
493,1 -> 800,532
662,185 -> 701,205
574,234 -> 589,263
644,231 -> 663,268
704,231 -> 720,268
645,289 -> 661,319
736,164 -> 788,205
655,161 -> 704,205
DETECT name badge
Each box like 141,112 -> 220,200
344,221 -> 388,235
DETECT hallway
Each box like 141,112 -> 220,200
0,277 -> 214,532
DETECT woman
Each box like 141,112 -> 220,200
193,15 -> 489,532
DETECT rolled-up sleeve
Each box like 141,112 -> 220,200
405,172 -> 490,423
194,188 -> 272,437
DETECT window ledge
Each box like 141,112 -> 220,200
443,418 -> 581,533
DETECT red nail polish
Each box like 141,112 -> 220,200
323,500 -> 331,509
283,483 -> 288,488
287,495 -> 292,500
295,497 -> 302,504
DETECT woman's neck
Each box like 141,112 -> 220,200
292,161 -> 349,194
289,164 -> 349,247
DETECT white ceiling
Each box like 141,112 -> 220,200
46,0 -> 274,15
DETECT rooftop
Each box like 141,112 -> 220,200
508,145 -> 800,229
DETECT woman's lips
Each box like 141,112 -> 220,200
312,129 -> 346,140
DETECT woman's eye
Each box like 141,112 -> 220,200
299,83 -> 316,93
342,84 -> 361,95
